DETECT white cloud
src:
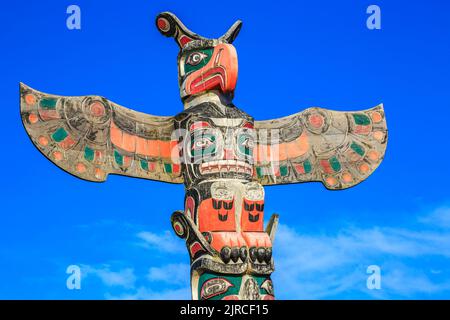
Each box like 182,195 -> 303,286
147,263 -> 190,285
80,206 -> 450,299
81,265 -> 136,289
419,207 -> 450,229
273,208 -> 450,299
136,230 -> 185,253
106,286 -> 191,300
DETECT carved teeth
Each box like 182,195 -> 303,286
265,247 -> 272,264
220,246 -> 231,264
230,247 -> 240,263
239,246 -> 248,262
200,160 -> 253,175
256,247 -> 266,264
249,247 -> 257,262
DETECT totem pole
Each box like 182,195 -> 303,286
20,12 -> 387,300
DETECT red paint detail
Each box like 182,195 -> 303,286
263,295 -> 275,300
198,199 -> 236,232
172,164 -> 180,174
174,223 -> 181,233
224,149 -> 236,160
243,122 -> 254,129
309,114 -> 324,128
354,125 -> 371,135
95,150 -> 103,161
320,160 -> 333,174
157,18 -> 169,31
39,110 -> 60,121
241,199 -> 265,232
190,242 -> 203,256
59,136 -> 76,150
184,44 -> 238,96
148,162 -> 156,172
185,196 -> 195,220
190,121 -> 211,131
90,102 -> 105,117
189,67 -> 226,95
179,35 -> 193,47
274,166 -> 280,177
294,164 -> 305,174
222,295 -> 240,300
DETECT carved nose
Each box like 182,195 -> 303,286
224,149 -> 235,160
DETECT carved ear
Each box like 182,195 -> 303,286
219,20 -> 242,44
155,12 -> 204,48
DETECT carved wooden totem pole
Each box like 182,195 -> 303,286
20,12 -> 387,300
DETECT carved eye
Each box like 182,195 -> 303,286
240,137 -> 254,149
237,134 -> 254,157
186,52 -> 208,66
193,137 -> 213,150
190,132 -> 217,158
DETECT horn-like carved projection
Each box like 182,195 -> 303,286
155,12 -> 205,48
219,20 -> 243,44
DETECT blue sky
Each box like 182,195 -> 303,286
1,0 -> 450,299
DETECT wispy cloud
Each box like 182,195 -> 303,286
106,286 -> 191,300
136,230 -> 185,253
147,263 -> 190,285
419,206 -> 450,229
79,206 -> 450,299
81,265 -> 136,289
273,207 -> 450,299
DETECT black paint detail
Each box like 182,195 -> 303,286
249,247 -> 257,262
257,247 -> 266,263
265,247 -> 272,264
218,212 -> 228,221
220,246 -> 231,264
212,199 -> 222,209
248,212 -> 260,222
244,201 -> 254,211
223,200 -> 233,210
239,246 -> 248,262
230,247 -> 240,263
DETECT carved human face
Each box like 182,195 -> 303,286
178,42 -> 238,99
176,110 -> 255,185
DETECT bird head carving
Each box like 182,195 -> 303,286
155,12 -> 242,101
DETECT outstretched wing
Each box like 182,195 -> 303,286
20,83 -> 183,183
253,104 -> 387,190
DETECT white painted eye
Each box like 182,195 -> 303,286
194,137 -> 212,149
186,52 -> 207,66
240,137 -> 254,148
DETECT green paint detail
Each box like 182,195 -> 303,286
197,272 -> 273,300
164,163 -> 172,173
140,160 -> 148,171
51,127 -> 68,142
191,133 -> 217,157
256,167 -> 263,178
114,150 -> 123,166
237,134 -> 254,157
280,165 -> 288,176
330,157 -> 341,172
39,98 -> 57,110
350,142 -> 365,156
184,48 -> 213,74
84,147 -> 94,162
353,113 -> 371,126
303,159 -> 312,174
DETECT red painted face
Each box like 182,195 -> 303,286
179,43 -> 238,98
